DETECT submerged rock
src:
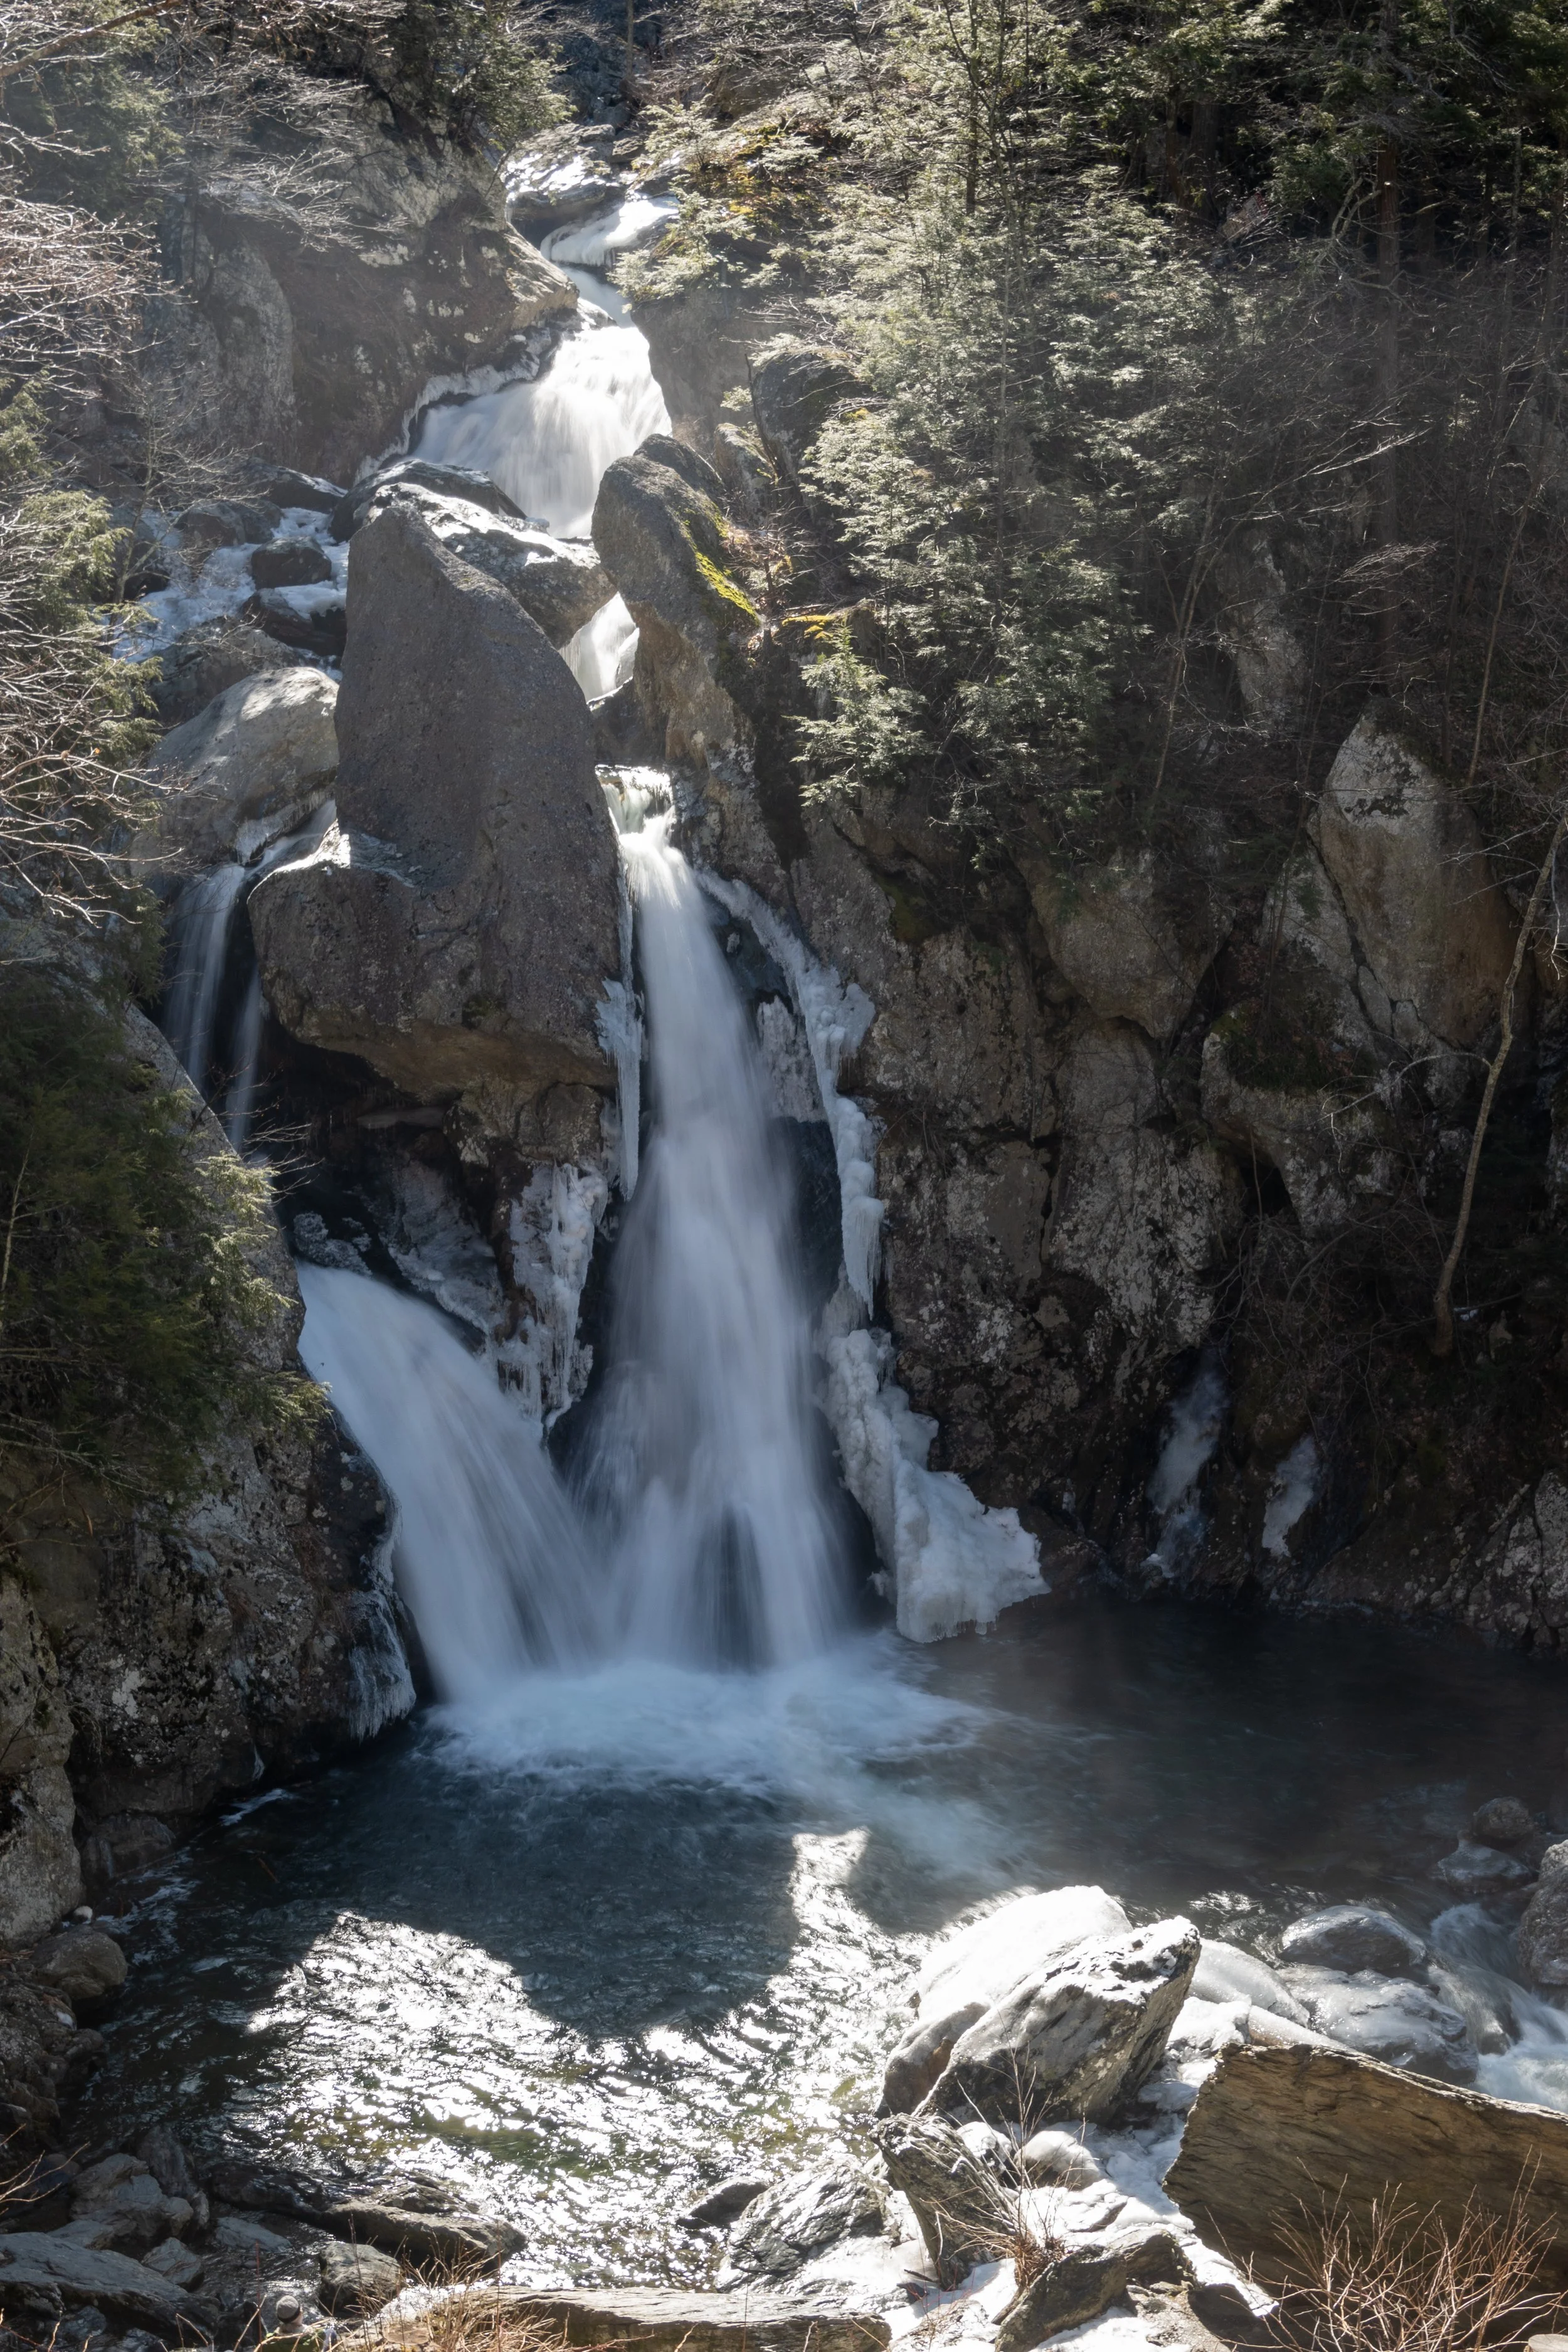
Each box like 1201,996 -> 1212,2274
679,2177 -> 770,2230
1191,1941 -> 1307,2024
250,503 -> 620,1104
1278,1905 -> 1427,1979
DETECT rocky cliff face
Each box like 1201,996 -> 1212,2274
574,305 -> 1568,1647
0,1015 -> 412,1947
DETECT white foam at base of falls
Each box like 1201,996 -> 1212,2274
297,1263 -> 599,1699
413,319 -> 670,539
566,591 -> 638,701
1261,1433 -> 1320,1558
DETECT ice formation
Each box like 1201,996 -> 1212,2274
1143,1353 -> 1228,1576
1262,1433 -> 1320,1558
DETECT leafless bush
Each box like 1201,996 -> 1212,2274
1273,2189 -> 1565,2352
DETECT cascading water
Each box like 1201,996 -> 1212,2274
295,788 -> 848,1689
413,317 -> 669,539
576,795 -> 848,1668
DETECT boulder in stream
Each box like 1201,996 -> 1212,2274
1518,1841 -> 1568,1986
1274,1969 -> 1476,2085
919,1917 -> 1200,2127
718,2165 -> 884,2283
250,504 -> 621,1106
1166,2043 -> 1568,2282
356,477 -> 612,645
1277,1905 -> 1427,1978
140,669 -> 339,872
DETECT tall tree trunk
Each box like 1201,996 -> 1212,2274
1373,0 -> 1401,688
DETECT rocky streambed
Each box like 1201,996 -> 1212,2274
8,1598 -> 1568,2352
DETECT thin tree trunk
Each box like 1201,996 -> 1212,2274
1374,132 -> 1401,687
1432,793 -> 1568,1357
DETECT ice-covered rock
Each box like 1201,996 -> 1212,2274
995,2228 -> 1192,2352
1018,2129 -> 1103,2189
1278,1905 -> 1427,1979
1433,1840 -> 1532,1892
920,1890 -> 1133,2025
921,1918 -> 1200,2127
1279,1969 -> 1476,2084
1192,1940 -> 1307,2023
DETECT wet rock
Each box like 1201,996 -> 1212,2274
882,1888 -> 1131,2115
592,435 -> 753,768
140,2239 -> 203,2289
1191,1941 -> 1307,2025
1472,1798 -> 1536,1848
69,2155 -> 193,2250
996,2228 -> 1192,2352
179,499 -> 283,551
1277,1970 -> 1475,2085
679,2178 -> 770,2230
146,618 -> 306,728
250,504 -> 620,1107
135,2128 -> 203,2214
1518,1841 -> 1568,1986
0,2156 -> 77,2233
1167,2044 -> 1568,2282
0,1952 -> 103,2148
1027,850 -> 1228,1043
140,669 -> 338,872
320,2196 -> 522,2270
1278,1905 -> 1427,1979
251,539 -> 334,590
357,479 -> 612,645
719,2166 -> 884,2284
1433,1840 -> 1532,1892
748,340 -> 862,488
24,1929 -> 126,2018
1199,1003 -> 1396,1241
0,2232 -> 196,2330
79,1816 -> 174,1883
240,588 -> 347,659
873,2112 -> 1009,2282
920,1918 -> 1200,2128
317,2239 -> 401,2316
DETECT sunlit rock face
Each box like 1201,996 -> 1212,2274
251,506 -> 622,1105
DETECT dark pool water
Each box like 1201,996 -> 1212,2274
75,1595 -> 1568,2286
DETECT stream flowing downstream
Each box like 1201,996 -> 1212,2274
123,198 -> 1568,2291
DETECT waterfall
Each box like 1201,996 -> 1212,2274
159,803 -> 335,1129
297,798 -> 848,1688
412,316 -> 670,539
576,798 -> 849,1667
296,1265 -> 599,1699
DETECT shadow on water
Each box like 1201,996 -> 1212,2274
73,1593 -> 1568,2286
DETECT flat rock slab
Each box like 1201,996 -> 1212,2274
0,2230 -> 196,2329
363,2286 -> 890,2352
1166,2045 -> 1568,2280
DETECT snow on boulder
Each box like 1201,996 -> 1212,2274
881,1889 -> 1132,2117
920,1917 -> 1200,2129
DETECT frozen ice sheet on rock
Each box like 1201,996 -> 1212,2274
825,1330 -> 1044,1642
